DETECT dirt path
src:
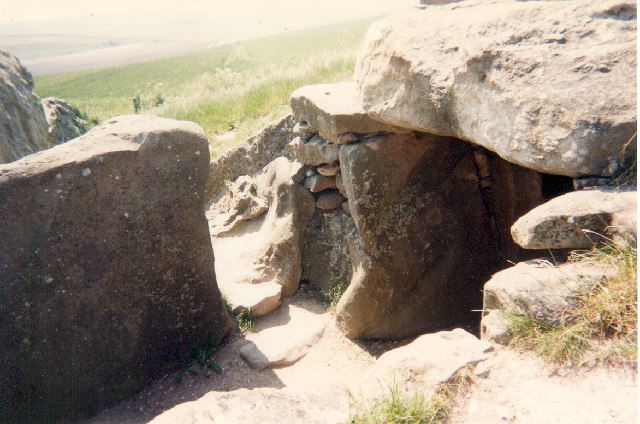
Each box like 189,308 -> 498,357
87,292 -> 637,424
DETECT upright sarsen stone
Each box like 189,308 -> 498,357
0,115 -> 232,423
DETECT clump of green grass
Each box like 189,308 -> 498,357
504,241 -> 637,367
348,366 -> 473,424
236,309 -> 257,333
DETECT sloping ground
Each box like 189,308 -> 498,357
449,348 -> 637,424
84,291 -> 637,424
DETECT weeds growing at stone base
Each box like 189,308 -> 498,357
347,366 -> 473,424
236,309 -> 257,333
504,241 -> 637,367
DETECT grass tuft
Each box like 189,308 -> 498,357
348,366 -> 473,424
504,241 -> 637,367
236,309 -> 257,333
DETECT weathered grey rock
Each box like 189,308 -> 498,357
290,82 -> 408,142
221,281 -> 282,317
0,115 -> 232,423
317,162 -> 340,177
483,259 -> 615,326
480,310 -> 511,346
208,157 -> 315,296
206,114 -> 296,199
40,97 -> 89,146
240,314 -> 326,369
0,49 -> 48,163
207,176 -> 268,236
354,329 -> 493,401
316,190 -> 345,211
356,0 -> 637,177
304,174 -> 337,193
149,386 -> 350,424
293,121 -> 316,142
335,133 -> 495,340
302,209 -> 356,293
288,134 -> 340,166
511,189 -> 637,249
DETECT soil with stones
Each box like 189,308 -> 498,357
85,292 -> 637,424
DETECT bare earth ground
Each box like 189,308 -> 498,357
86,292 -> 638,424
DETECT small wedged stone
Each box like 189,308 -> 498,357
316,190 -> 345,210
288,135 -> 341,166
304,174 -> 337,193
317,162 -> 341,176
289,82 -> 409,142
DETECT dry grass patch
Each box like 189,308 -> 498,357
504,241 -> 637,367
347,366 -> 474,424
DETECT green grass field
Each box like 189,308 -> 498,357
35,19 -> 376,155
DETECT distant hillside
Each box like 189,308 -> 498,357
34,19 -> 377,155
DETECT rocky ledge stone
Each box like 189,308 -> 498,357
41,97 -> 89,146
356,0 -> 637,177
208,157 -> 315,297
353,329 -> 493,401
239,313 -> 326,370
482,259 -> 615,327
290,82 -> 408,142
0,49 -> 48,164
511,189 -> 637,249
0,115 -> 232,423
206,114 -> 296,200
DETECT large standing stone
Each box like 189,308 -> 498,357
289,82 -> 407,142
208,157 -> 315,297
40,97 -> 89,146
511,189 -> 637,249
206,114 -> 296,200
356,0 -> 637,177
0,49 -> 48,163
0,115 -> 232,423
335,133 -> 495,340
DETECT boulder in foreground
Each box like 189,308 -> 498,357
0,115 -> 232,423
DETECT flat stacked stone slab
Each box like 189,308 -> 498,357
289,82 -> 408,142
355,0 -> 637,177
